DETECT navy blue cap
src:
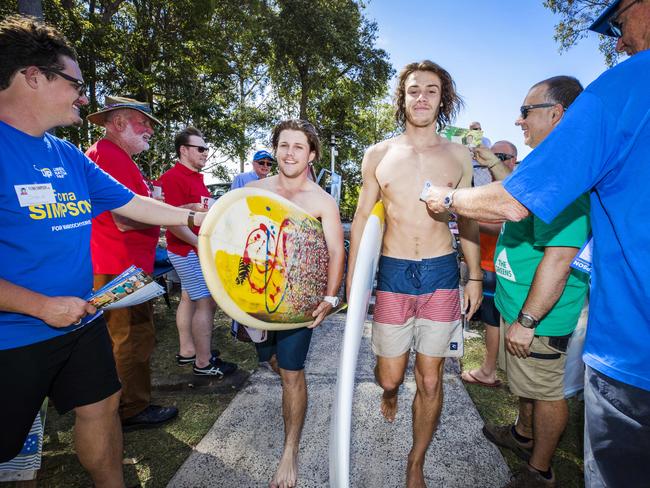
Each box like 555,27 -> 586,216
589,0 -> 622,36
253,150 -> 275,162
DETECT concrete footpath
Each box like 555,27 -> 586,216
168,313 -> 511,487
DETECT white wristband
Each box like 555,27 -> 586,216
323,296 -> 340,307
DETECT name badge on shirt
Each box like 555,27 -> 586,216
14,183 -> 56,207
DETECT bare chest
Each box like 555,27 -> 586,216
375,147 -> 463,199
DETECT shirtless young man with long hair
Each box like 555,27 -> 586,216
347,60 -> 482,487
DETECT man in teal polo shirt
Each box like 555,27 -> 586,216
481,76 -> 590,488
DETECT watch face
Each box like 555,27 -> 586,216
519,317 -> 534,328
517,313 -> 537,329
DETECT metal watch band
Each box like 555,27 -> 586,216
517,311 -> 539,329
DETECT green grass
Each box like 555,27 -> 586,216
9,302 -> 586,487
461,322 -> 585,487
29,292 -> 258,488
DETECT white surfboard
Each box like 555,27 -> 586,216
329,201 -> 385,488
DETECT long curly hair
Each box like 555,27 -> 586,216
394,60 -> 463,132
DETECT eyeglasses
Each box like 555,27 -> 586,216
22,66 -> 87,96
608,0 -> 642,38
255,160 -> 274,167
183,144 -> 209,153
519,103 -> 558,119
494,152 -> 515,162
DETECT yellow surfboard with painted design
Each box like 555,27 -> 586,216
198,187 -> 332,330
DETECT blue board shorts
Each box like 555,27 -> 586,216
372,253 -> 462,358
255,327 -> 314,371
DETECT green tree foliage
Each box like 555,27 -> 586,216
263,0 -> 394,213
2,0 -> 395,194
543,0 -> 620,66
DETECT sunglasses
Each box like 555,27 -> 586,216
608,0 -> 642,38
494,152 -> 515,162
255,160 -> 274,167
22,66 -> 87,96
519,103 -> 558,119
183,144 -> 209,153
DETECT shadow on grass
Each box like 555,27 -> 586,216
461,322 -> 585,488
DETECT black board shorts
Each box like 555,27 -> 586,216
0,316 -> 120,462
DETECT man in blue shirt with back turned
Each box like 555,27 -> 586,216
422,1 -> 650,487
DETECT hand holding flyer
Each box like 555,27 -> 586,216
87,266 -> 165,310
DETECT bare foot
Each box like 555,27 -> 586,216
269,451 -> 298,488
380,390 -> 398,422
406,459 -> 427,488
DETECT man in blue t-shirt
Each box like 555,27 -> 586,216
422,2 -> 650,486
0,16 -> 210,485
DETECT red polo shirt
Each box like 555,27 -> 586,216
158,162 -> 209,257
88,138 -> 159,274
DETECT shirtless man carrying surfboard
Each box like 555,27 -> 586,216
248,119 -> 345,488
347,60 -> 482,488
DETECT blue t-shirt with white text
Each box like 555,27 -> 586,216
0,121 -> 133,349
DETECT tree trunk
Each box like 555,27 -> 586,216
18,0 -> 43,18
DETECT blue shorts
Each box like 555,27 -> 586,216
372,253 -> 462,357
168,250 -> 211,301
477,270 -> 500,327
255,327 -> 313,371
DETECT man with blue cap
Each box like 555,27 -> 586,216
422,1 -> 650,486
230,149 -> 275,189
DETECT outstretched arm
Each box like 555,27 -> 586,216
112,194 -> 208,228
425,182 -> 530,223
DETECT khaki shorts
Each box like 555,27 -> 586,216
372,317 -> 463,358
498,317 -> 568,401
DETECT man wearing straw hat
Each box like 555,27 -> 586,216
87,96 -> 178,431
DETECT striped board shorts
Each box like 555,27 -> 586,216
372,253 -> 463,358
168,250 -> 212,301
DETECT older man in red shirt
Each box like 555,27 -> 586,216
87,96 -> 178,430
159,127 -> 237,377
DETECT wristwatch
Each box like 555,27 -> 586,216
517,311 -> 540,329
443,189 -> 457,210
187,210 -> 196,228
323,296 -> 341,307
